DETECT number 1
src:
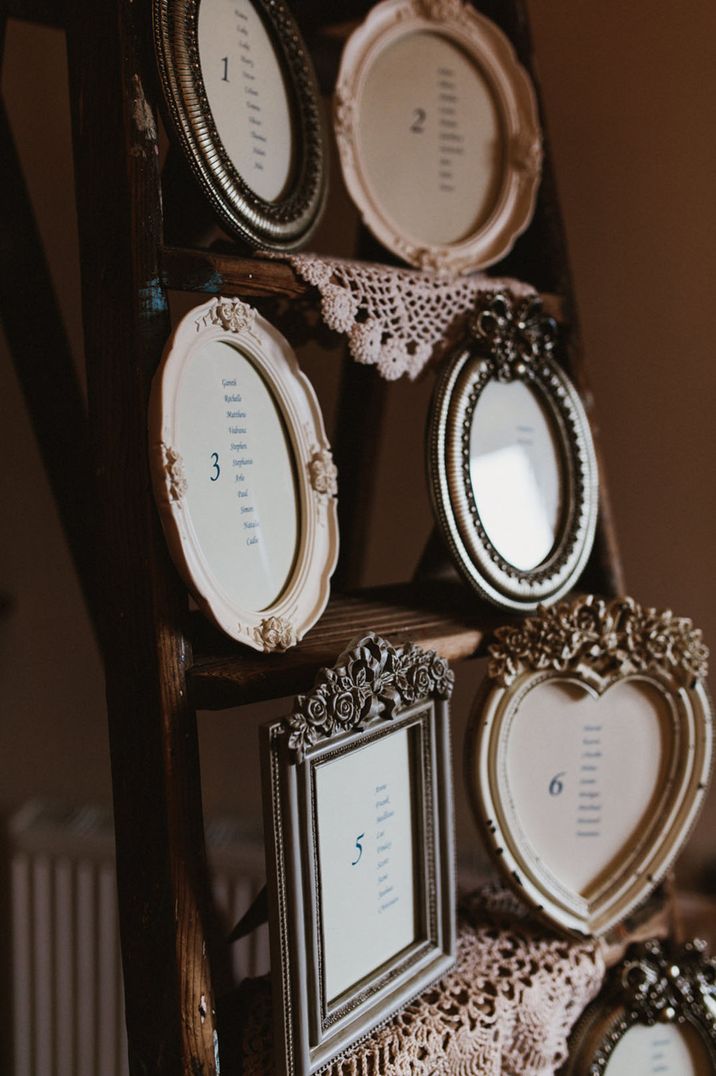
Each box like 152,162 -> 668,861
221,56 -> 229,82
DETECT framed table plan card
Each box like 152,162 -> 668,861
149,296 -> 338,652
334,0 -> 542,274
153,0 -> 327,249
261,634 -> 456,1076
466,595 -> 713,937
563,939 -> 716,1074
427,291 -> 598,611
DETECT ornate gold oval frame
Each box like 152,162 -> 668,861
564,939 -> 716,1073
153,0 -> 328,249
466,596 -> 713,936
148,296 -> 339,652
427,292 -> 598,611
334,0 -> 542,273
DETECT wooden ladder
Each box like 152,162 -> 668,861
3,0 -> 624,1072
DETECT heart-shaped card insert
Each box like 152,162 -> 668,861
504,678 -> 670,898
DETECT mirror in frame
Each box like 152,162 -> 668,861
427,291 -> 598,611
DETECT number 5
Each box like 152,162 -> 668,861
352,833 -> 365,866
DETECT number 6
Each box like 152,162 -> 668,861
549,772 -> 566,796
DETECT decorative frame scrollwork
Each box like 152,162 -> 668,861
148,296 -> 338,652
334,0 -> 542,273
466,595 -> 713,936
262,633 -> 456,1075
564,939 -> 716,1073
427,291 -> 599,610
153,0 -> 327,249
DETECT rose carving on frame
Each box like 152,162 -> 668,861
488,594 -> 709,688
211,297 -> 255,335
161,444 -> 188,502
285,633 -> 454,759
308,447 -> 338,497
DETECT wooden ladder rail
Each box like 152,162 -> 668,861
65,0 -> 218,1071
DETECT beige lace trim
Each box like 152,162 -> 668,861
233,884 -> 605,1074
264,253 -> 536,381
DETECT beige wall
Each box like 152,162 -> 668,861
1,4 -> 714,885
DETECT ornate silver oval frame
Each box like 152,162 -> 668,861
334,0 -> 542,273
148,296 -> 338,652
466,596 -> 713,936
427,292 -> 598,610
262,633 -> 456,1075
564,939 -> 716,1073
153,0 -> 327,249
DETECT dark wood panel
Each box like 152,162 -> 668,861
0,96 -> 100,638
190,582 -> 511,709
4,0 -> 64,27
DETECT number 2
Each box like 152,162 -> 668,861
410,108 -> 426,133
352,833 -> 365,866
221,56 -> 229,82
549,772 -> 566,796
210,452 -> 220,482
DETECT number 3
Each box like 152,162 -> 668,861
210,452 -> 220,482
352,833 -> 365,866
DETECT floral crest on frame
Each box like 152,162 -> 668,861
488,594 -> 709,688
285,633 -> 454,759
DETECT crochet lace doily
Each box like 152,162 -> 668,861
264,253 -> 536,381
225,884 -> 605,1075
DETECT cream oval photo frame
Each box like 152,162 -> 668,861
466,596 -> 713,937
334,0 -> 542,273
149,296 -> 339,652
427,292 -> 598,611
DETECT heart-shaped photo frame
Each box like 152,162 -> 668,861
466,595 -> 713,936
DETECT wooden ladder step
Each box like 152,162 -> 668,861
189,581 -> 510,710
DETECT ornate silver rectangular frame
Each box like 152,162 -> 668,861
261,634 -> 456,1075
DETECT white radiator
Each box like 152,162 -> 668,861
7,802 -> 268,1076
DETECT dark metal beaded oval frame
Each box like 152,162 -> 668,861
154,0 -> 327,249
